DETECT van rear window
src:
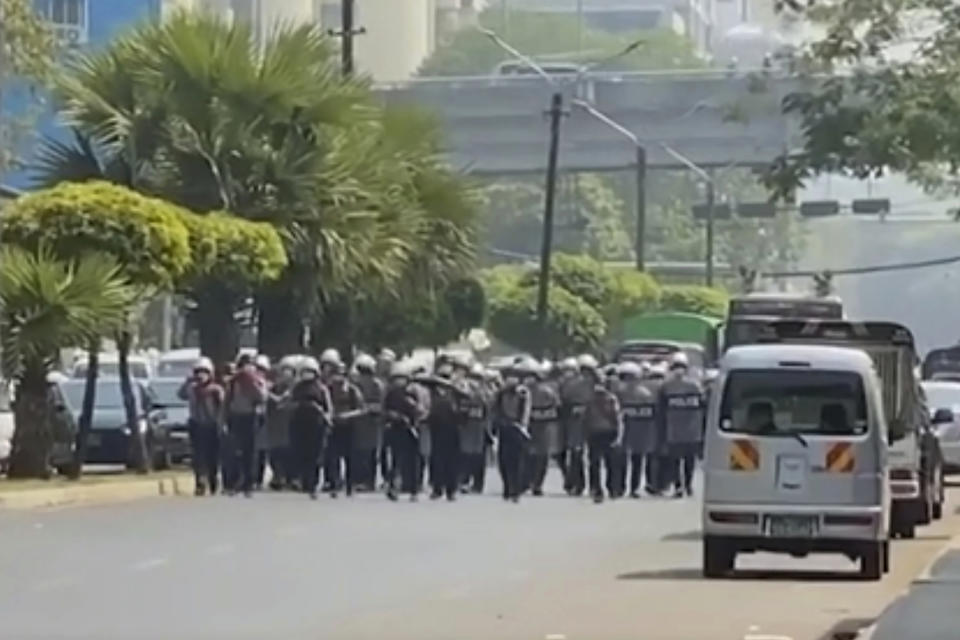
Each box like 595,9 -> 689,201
720,370 -> 868,436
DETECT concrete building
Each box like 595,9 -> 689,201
497,0 -> 717,57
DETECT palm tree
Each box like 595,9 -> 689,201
0,247 -> 132,478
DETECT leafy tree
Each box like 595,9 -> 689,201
488,283 -> 606,357
762,0 -> 960,200
0,0 -> 56,174
1,180 -> 193,472
0,247 -> 132,478
520,252 -> 615,309
605,268 -> 662,342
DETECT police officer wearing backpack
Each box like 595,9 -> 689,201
384,363 -> 424,501
657,352 -> 705,498
616,361 -> 658,498
583,361 -> 623,503
527,361 -> 562,496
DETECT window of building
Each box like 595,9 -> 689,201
43,0 -> 88,46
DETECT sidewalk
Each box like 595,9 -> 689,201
0,471 -> 194,509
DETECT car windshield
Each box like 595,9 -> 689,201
720,369 -> 868,436
157,360 -> 194,378
60,381 -> 128,410
150,380 -> 187,407
74,361 -> 150,379
921,383 -> 960,411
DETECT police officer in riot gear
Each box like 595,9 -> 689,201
616,361 -> 658,498
604,365 -> 628,498
326,358 -> 365,498
288,357 -> 332,499
383,363 -> 423,501
319,348 -> 343,492
561,355 -> 595,496
459,363 -> 490,494
527,361 -> 562,496
427,357 -> 465,501
657,352 -> 705,498
493,361 -> 532,502
583,362 -> 623,504
266,356 -> 298,490
352,353 -> 385,491
178,358 -> 224,496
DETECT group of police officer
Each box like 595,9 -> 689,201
178,347 -> 706,503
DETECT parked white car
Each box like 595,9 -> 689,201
922,380 -> 960,473
71,353 -> 154,381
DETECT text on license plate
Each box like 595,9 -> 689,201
766,515 -> 818,538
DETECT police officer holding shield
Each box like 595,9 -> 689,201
656,352 -> 705,498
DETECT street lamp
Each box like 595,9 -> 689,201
478,28 -> 645,355
571,98 -> 647,271
658,143 -> 719,286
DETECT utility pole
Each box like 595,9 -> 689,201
330,0 -> 365,77
705,173 -> 716,287
635,145 -> 647,270
535,92 -> 566,359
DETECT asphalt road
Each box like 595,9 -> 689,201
0,474 -> 957,640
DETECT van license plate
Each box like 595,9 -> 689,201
767,515 -> 817,538
86,434 -> 101,447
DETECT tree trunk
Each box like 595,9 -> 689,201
256,291 -> 304,359
117,330 -> 148,473
196,291 -> 240,369
8,373 -> 54,479
310,297 -> 354,363
69,341 -> 100,479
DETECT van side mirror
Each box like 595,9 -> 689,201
932,408 -> 954,425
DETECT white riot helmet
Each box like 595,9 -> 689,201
278,355 -> 301,371
618,361 -> 643,378
469,363 -> 485,378
354,353 -> 377,374
559,357 -> 578,371
378,348 -> 396,363
577,354 -> 599,370
390,361 -> 411,379
670,351 -> 689,370
193,357 -> 214,374
320,348 -> 342,366
254,354 -> 271,371
300,356 -> 321,376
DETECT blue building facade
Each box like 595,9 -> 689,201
1,0 -> 163,188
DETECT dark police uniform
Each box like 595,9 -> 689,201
657,374 -> 705,495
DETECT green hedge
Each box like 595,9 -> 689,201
659,284 -> 728,317
1,181 -> 192,289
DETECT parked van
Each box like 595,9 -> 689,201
702,344 -> 892,580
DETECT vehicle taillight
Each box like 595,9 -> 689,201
889,468 -> 916,481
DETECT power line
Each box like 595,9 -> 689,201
765,254 -> 960,279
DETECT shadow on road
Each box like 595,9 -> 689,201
896,533 -> 953,542
814,618 -> 875,640
617,567 -> 864,582
660,529 -> 701,542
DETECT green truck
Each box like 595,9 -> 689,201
615,311 -> 722,368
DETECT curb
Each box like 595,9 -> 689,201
0,473 -> 194,510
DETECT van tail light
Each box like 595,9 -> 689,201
709,511 -> 758,525
889,468 -> 917,481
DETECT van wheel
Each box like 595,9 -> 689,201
891,504 -> 916,539
860,543 -> 884,580
702,537 -> 734,578
882,540 -> 890,574
932,465 -> 944,520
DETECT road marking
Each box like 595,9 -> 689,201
545,634 -> 567,640
744,635 -> 793,640
131,557 -> 170,571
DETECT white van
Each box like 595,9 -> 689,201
702,344 -> 890,580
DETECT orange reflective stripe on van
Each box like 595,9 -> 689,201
825,441 -> 855,473
729,439 -> 759,471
